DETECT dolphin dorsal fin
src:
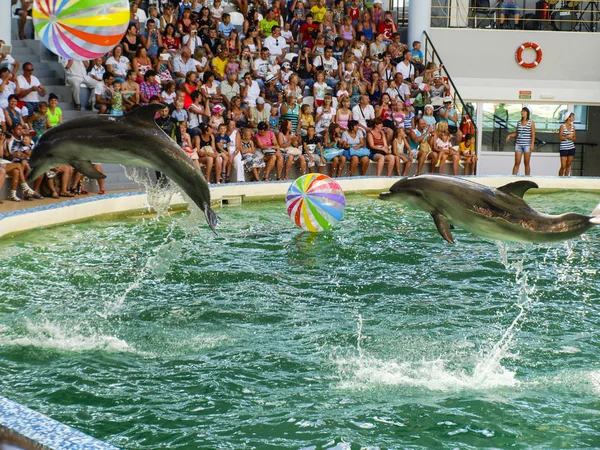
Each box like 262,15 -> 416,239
126,103 -> 168,125
497,181 -> 539,198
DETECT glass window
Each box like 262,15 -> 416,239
573,105 -> 588,131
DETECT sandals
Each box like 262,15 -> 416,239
98,190 -> 105,195
50,191 -> 60,199
25,191 -> 44,200
59,192 -> 75,197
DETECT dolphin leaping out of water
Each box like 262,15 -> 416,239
378,174 -> 600,244
27,103 -> 217,232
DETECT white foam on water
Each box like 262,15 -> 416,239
588,371 -> 600,395
0,319 -> 136,353
335,350 -> 518,392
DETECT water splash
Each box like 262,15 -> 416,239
123,166 -> 175,217
0,319 -> 136,353
98,219 -> 184,318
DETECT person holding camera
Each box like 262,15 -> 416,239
182,24 -> 203,53
292,48 -> 314,89
141,19 -> 163,62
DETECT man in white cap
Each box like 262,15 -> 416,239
249,97 -> 271,129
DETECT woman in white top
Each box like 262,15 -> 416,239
226,120 -> 245,182
105,45 -> 131,80
315,94 -> 337,135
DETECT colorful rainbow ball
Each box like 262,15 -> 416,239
33,0 -> 130,61
286,174 -> 346,232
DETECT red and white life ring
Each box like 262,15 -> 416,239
516,42 -> 542,69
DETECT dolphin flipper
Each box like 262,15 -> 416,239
431,212 -> 455,245
203,203 -> 219,234
71,161 -> 107,179
497,181 -> 538,198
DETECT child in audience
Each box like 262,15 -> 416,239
161,81 -> 177,105
240,127 -> 265,181
110,80 -> 124,116
209,105 -> 226,134
171,99 -> 188,124
302,125 -> 325,172
214,122 -> 231,182
459,133 -> 478,175
299,104 -> 315,137
180,122 -> 200,168
268,106 -> 279,132
336,80 -> 349,100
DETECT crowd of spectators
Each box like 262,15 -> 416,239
0,0 -> 479,203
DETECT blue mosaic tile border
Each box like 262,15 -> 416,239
0,396 -> 118,449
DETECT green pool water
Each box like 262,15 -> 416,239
1,192 -> 599,449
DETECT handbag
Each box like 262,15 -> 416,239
283,146 -> 302,156
323,147 -> 344,161
349,147 -> 370,158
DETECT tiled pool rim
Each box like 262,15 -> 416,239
0,396 -> 118,450
2,176 -> 600,240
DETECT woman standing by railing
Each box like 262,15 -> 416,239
558,113 -> 576,177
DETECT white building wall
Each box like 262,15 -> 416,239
428,28 -> 600,104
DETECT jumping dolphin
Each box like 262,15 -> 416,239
378,174 -> 600,244
27,103 -> 217,231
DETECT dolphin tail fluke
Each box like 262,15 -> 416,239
590,202 -> 600,225
203,203 -> 219,234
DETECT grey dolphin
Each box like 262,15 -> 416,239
27,103 -> 217,231
378,174 -> 600,244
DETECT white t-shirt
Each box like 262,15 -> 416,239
244,80 -> 261,107
352,104 -> 375,128
395,61 -> 414,80
314,56 -> 338,78
264,36 -> 287,56
0,79 -> 17,109
105,56 -> 130,78
181,35 -> 203,53
16,75 -> 42,102
253,58 -> 271,79
0,54 -> 16,72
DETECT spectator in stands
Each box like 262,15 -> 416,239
141,19 -> 163,62
132,47 -> 152,83
352,95 -> 375,131
0,133 -> 39,202
16,62 -> 45,117
411,41 -> 425,75
16,0 -> 33,40
395,50 -> 415,85
260,9 -> 280,38
139,70 -> 161,105
280,95 -> 301,133
391,127 -> 412,176
248,97 -> 270,129
201,71 -> 223,109
4,95 -> 28,131
46,93 -> 62,127
459,133 -> 478,176
367,118 -> 395,176
162,24 -> 182,54
264,26 -> 287,59
438,96 -> 462,144
0,41 -> 20,77
121,24 -> 143,61
221,72 -> 241,109
255,121 -> 283,180
62,59 -> 96,111
94,72 -> 115,114
130,1 -> 147,30
183,25 -> 203,53
105,45 -> 131,82
27,101 -> 49,140
341,119 -> 370,176
172,47 -> 200,86
239,126 -> 265,181
499,0 -> 521,28
211,49 -> 229,81
0,67 -> 17,112
160,3 -> 177,31
378,11 -> 397,43
409,118 -> 436,174
178,8 -> 194,37
203,28 -> 223,59
278,119 -> 305,179
122,69 -> 141,111
299,14 -> 319,48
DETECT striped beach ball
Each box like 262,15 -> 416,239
33,0 -> 130,61
286,174 -> 346,232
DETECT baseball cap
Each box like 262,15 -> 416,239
418,83 -> 427,91
443,96 -> 452,103
256,97 -> 265,104
265,74 -> 276,83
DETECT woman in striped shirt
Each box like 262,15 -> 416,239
558,113 -> 576,177
507,107 -> 535,176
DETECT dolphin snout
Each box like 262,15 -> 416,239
378,191 -> 393,200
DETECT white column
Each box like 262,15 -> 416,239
0,0 -> 12,44
408,0 -> 431,46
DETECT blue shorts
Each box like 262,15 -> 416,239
515,144 -> 530,153
502,4 -> 520,15
560,149 -> 576,158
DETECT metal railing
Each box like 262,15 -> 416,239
431,0 -> 600,32
422,30 -> 477,132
